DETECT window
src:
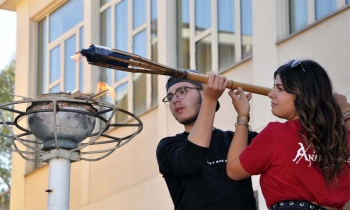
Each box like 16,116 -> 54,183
289,0 -> 308,33
34,0 -> 84,171
100,0 -> 158,122
218,0 -> 235,70
38,0 -> 84,94
195,0 -> 211,35
288,0 -> 345,35
315,0 -> 337,20
133,30 -> 147,115
151,0 -> 158,107
196,34 -> 212,73
176,0 -> 252,73
241,0 -> 253,60
195,0 -> 211,73
176,0 -> 190,69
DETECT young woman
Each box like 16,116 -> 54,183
226,59 -> 350,210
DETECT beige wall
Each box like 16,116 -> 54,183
10,0 -> 33,209
24,166 -> 49,210
2,0 -> 349,209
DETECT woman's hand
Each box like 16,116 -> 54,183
334,93 -> 348,112
228,87 -> 252,114
334,93 -> 350,130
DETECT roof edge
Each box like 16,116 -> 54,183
0,0 -> 21,11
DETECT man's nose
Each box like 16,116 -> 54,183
171,94 -> 181,104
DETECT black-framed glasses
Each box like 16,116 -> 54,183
162,86 -> 202,106
290,59 -> 306,72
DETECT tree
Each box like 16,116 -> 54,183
0,57 -> 15,193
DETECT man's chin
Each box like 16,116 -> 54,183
176,116 -> 197,125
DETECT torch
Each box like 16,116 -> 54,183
77,44 -> 350,107
78,44 -> 272,96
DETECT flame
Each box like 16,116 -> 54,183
94,82 -> 116,98
70,51 -> 85,63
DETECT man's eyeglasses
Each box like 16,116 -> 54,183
290,59 -> 306,72
162,86 -> 202,106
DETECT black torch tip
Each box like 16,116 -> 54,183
80,44 -> 96,57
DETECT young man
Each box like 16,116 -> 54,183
156,70 -> 258,209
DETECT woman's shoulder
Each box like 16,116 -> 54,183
262,120 -> 301,135
266,119 -> 300,129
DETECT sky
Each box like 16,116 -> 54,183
0,9 -> 16,71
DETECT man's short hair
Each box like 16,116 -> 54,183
165,69 -> 220,111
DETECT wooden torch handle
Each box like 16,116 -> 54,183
186,71 -> 350,107
186,71 -> 271,96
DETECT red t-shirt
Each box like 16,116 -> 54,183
240,120 -> 350,209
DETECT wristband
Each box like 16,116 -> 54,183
235,119 -> 251,130
237,113 -> 250,122
343,112 -> 350,122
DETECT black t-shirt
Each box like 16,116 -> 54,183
156,128 -> 258,210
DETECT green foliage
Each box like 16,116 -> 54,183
0,57 -> 15,192
0,163 -> 11,190
0,59 -> 15,104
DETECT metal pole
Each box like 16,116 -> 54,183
47,158 -> 71,210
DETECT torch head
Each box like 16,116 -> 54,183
80,44 -> 130,69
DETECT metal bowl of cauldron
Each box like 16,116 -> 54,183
27,95 -> 97,151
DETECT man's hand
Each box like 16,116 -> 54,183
202,71 -> 228,103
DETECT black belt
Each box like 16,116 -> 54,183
270,200 -> 327,210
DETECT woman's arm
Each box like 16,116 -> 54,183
334,93 -> 350,131
226,88 -> 252,180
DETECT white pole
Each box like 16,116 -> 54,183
47,158 -> 71,210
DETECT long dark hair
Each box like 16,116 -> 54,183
274,59 -> 349,184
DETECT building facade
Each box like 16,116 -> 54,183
0,0 -> 349,209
